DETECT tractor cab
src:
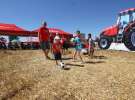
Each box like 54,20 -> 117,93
117,8 -> 135,34
116,8 -> 135,42
99,8 -> 135,50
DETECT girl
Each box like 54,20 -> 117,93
88,33 -> 95,58
73,31 -> 84,63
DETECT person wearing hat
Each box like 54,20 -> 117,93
38,21 -> 50,59
54,33 -> 60,42
52,35 -> 64,67
73,30 -> 84,63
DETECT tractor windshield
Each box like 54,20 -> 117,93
117,14 -> 129,34
119,14 -> 129,26
117,11 -> 135,34
118,11 -> 135,26
133,12 -> 135,21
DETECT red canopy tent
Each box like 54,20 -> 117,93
0,23 -> 72,38
0,23 -> 73,49
0,23 -> 36,36
33,28 -> 73,38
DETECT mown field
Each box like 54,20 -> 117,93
0,49 -> 135,100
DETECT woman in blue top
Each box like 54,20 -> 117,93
73,30 -> 84,63
75,37 -> 82,51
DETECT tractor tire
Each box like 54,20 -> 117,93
98,37 -> 112,49
123,29 -> 135,51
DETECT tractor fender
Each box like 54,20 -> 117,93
124,21 -> 135,33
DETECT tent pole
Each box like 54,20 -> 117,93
30,36 -> 32,50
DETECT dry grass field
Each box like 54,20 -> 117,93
0,49 -> 135,100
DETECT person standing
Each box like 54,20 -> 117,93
52,36 -> 64,67
73,30 -> 84,63
87,33 -> 95,58
61,37 -> 68,55
38,21 -> 50,59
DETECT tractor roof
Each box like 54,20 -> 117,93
119,8 -> 135,15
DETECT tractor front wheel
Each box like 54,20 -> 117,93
98,37 -> 112,49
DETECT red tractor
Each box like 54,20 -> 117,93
98,8 -> 135,51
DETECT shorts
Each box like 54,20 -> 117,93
88,44 -> 94,50
54,52 -> 62,60
75,48 -> 82,51
63,43 -> 69,50
88,47 -> 94,52
40,41 -> 50,50
75,46 -> 82,51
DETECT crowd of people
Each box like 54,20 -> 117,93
38,21 -> 95,68
0,21 -> 96,69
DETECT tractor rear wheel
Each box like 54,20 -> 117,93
98,37 -> 112,49
123,29 -> 135,51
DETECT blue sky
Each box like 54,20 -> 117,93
0,0 -> 135,37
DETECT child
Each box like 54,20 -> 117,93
52,36 -> 64,68
73,30 -> 84,63
61,37 -> 69,55
88,33 -> 95,58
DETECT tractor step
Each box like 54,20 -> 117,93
116,34 -> 123,43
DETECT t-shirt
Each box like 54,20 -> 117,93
52,42 -> 62,53
88,38 -> 94,49
74,37 -> 82,50
39,27 -> 50,41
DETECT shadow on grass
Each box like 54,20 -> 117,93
62,57 -> 72,60
50,57 -> 72,61
85,61 -> 105,64
93,55 -> 107,59
66,63 -> 84,67
63,67 -> 71,70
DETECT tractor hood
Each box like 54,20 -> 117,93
101,25 -> 118,37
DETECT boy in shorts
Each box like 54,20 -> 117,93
52,36 -> 64,67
